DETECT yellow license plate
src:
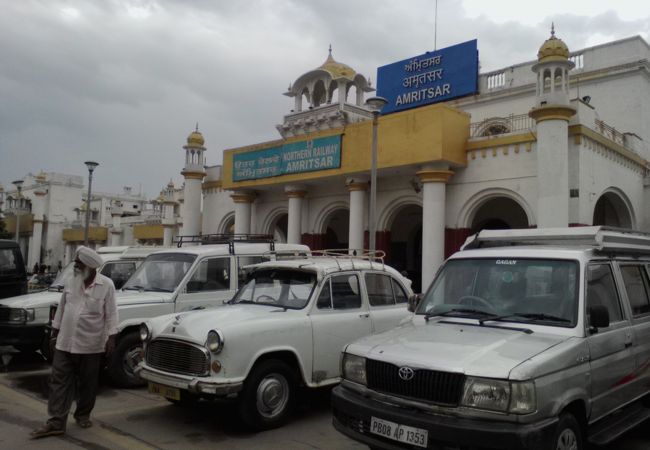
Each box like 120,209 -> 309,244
148,382 -> 181,401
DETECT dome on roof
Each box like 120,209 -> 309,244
318,49 -> 356,80
537,26 -> 570,63
186,126 -> 205,147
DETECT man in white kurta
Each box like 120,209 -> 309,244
31,246 -> 118,438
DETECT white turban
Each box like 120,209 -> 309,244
75,246 -> 103,269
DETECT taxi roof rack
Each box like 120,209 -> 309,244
175,234 -> 275,253
309,249 -> 386,271
461,226 -> 650,254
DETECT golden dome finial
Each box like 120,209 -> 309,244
537,24 -> 570,63
186,125 -> 205,147
318,46 -> 356,80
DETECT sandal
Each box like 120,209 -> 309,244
76,418 -> 93,428
30,423 -> 65,439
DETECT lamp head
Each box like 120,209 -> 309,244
365,96 -> 388,115
84,161 -> 99,173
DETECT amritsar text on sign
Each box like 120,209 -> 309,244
233,135 -> 342,181
376,40 -> 478,114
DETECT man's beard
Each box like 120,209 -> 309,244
73,267 -> 91,279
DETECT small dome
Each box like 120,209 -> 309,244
187,130 -> 204,147
318,48 -> 356,80
537,26 -> 570,63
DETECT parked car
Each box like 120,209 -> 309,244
98,237 -> 310,388
137,253 -> 414,430
332,227 -> 650,450
0,246 -> 160,357
0,240 -> 27,299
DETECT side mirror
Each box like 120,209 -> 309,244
408,294 -> 422,313
588,305 -> 610,331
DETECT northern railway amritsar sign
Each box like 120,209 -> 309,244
377,40 -> 479,114
233,134 -> 341,181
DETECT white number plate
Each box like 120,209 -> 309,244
370,416 -> 428,448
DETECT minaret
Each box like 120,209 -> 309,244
529,25 -> 576,227
162,180 -> 177,247
109,200 -> 123,246
180,126 -> 206,239
28,172 -> 47,269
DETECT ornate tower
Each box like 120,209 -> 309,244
529,26 -> 576,227
28,172 -> 47,268
162,180 -> 177,246
180,126 -> 206,238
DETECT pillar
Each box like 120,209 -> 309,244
28,190 -> 46,269
109,201 -> 123,247
285,185 -> 306,244
347,178 -> 367,254
231,191 -> 255,235
418,168 -> 453,292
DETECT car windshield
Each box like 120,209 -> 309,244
49,261 -> 75,290
0,248 -> 21,275
123,253 -> 196,292
231,269 -> 316,309
417,258 -> 579,327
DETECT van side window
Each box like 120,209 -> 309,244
331,275 -> 361,310
237,256 -> 271,285
366,273 -> 395,306
587,264 -> 623,324
392,278 -> 408,304
317,279 -> 332,309
186,258 -> 230,293
620,265 -> 650,317
100,262 -> 136,290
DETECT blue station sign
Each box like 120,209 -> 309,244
233,134 -> 342,181
376,40 -> 479,114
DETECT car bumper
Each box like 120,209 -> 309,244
136,364 -> 243,397
332,384 -> 557,450
0,323 -> 46,347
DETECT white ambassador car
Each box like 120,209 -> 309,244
137,254 -> 414,430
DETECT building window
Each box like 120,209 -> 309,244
570,54 -> 584,70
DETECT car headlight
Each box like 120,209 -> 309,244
206,330 -> 224,353
8,308 -> 35,323
139,323 -> 151,342
461,377 -> 536,414
342,353 -> 367,385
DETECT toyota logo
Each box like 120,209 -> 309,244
398,366 -> 415,381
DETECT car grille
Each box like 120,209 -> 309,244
366,359 -> 465,405
145,338 -> 209,377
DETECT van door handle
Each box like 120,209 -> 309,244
359,313 -> 370,318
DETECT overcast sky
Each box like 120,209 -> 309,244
1,0 -> 648,198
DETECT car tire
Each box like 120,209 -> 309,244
237,359 -> 297,430
553,412 -> 583,450
107,332 -> 146,388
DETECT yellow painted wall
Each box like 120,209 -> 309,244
133,224 -> 164,240
63,227 -> 108,242
222,103 -> 470,189
4,215 -> 33,234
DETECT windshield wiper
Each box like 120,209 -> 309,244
123,285 -> 145,291
480,312 -> 571,325
145,287 -> 173,293
424,308 -> 498,322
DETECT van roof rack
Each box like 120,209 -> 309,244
175,234 -> 275,253
309,249 -> 386,271
461,226 -> 650,254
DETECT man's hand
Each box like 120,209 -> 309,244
105,334 -> 117,359
49,329 -> 59,356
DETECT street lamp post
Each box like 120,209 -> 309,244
11,180 -> 24,243
364,96 -> 388,254
83,161 -> 99,246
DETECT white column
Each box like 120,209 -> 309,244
418,169 -> 453,292
347,178 -> 367,253
27,191 -> 46,268
285,185 -> 306,244
231,191 -> 255,235
180,174 -> 203,238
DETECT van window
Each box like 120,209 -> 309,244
331,275 -> 361,310
0,248 -> 20,274
100,261 -> 136,290
392,278 -> 408,303
620,265 -> 650,317
587,264 -> 623,324
187,257 -> 230,293
317,279 -> 332,309
237,255 -> 272,285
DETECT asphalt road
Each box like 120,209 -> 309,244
0,350 -> 648,450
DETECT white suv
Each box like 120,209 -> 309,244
333,227 -> 650,450
137,253 -> 414,429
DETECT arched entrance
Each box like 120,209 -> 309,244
322,209 -> 349,249
269,213 -> 288,243
387,204 -> 423,292
593,191 -> 634,228
470,197 -> 530,233
220,215 -> 235,235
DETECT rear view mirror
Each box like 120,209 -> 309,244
408,294 -> 422,313
588,305 -> 610,331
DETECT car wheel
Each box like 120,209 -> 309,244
554,412 -> 583,450
238,359 -> 296,430
107,332 -> 145,388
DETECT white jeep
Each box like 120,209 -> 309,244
136,252 -> 414,430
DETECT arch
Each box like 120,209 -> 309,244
592,187 -> 635,229
312,79 -> 327,107
457,188 -> 535,230
473,117 -> 512,138
217,212 -> 235,235
386,202 -> 423,292
378,195 -> 423,231
261,207 -> 289,243
313,200 -> 350,234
